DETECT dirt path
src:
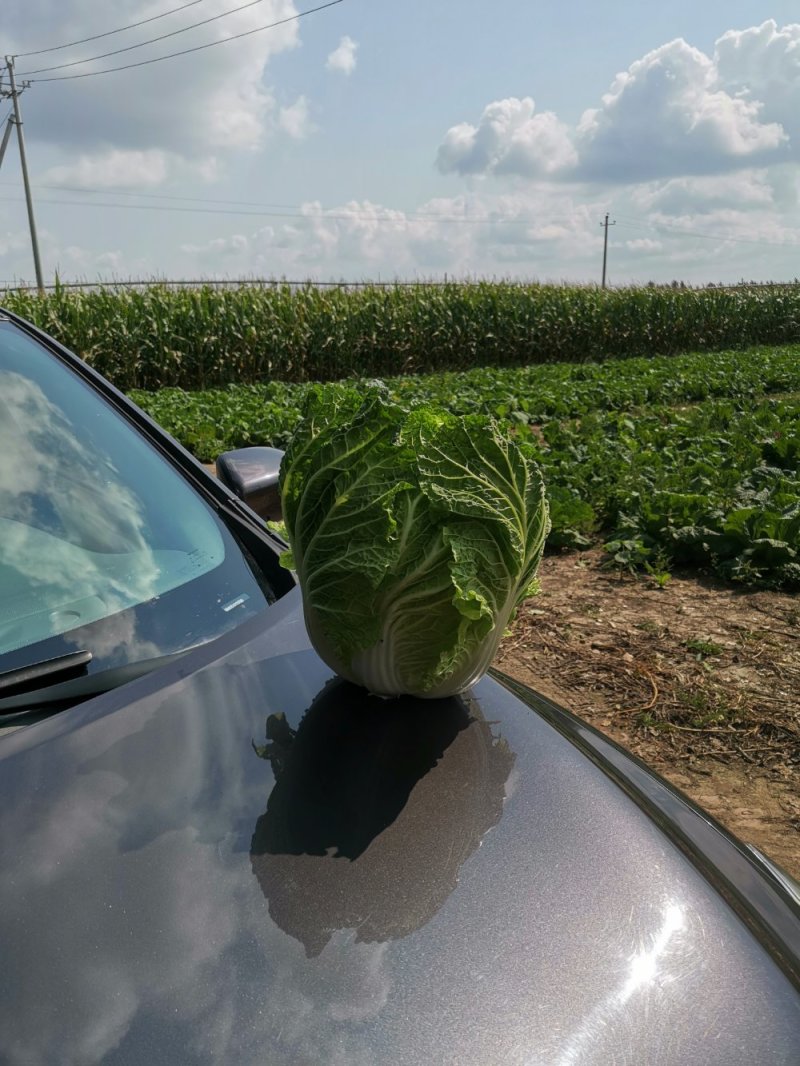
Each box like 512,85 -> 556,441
495,550 -> 800,880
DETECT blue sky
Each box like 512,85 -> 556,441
2,1 -> 800,285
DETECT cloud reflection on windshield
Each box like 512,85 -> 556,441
0,370 -> 163,652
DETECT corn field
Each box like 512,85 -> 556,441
3,280 -> 800,390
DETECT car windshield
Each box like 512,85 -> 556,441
0,320 -> 275,690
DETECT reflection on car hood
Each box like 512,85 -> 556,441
0,588 -> 798,1066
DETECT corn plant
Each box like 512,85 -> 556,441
4,280 -> 800,390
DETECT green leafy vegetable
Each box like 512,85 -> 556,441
132,344 -> 800,589
279,385 -> 550,698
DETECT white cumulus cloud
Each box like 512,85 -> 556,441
631,170 -> 777,215
40,149 -> 170,189
176,188 -> 607,281
326,35 -> 358,76
437,97 -> 577,178
577,36 -> 786,180
279,95 -> 314,140
625,238 -> 663,252
714,19 -> 800,141
4,0 -> 304,157
436,23 -> 799,184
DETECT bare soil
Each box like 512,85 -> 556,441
495,550 -> 800,881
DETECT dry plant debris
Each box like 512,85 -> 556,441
495,550 -> 800,879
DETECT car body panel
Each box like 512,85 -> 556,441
1,588 -> 799,1066
2,308 -> 799,1064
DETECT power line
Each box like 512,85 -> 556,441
0,181 -> 586,227
0,193 -> 578,226
615,216 -> 799,250
27,1 -> 344,82
0,179 -> 300,209
0,181 -> 543,222
21,183 -> 525,220
0,195 -> 353,220
5,187 -> 793,246
1,179 -> 793,247
21,0 -> 277,77
15,0 -> 208,59
0,181 -> 566,224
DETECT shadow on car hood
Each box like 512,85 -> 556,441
0,588 -> 798,1065
250,680 -> 514,957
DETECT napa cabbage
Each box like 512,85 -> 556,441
279,385 -> 550,698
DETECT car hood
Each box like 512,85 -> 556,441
0,588 -> 798,1065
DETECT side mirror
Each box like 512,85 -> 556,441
216,447 -> 284,523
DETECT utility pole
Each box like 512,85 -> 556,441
600,212 -> 615,289
2,56 -> 44,293
0,112 -> 13,171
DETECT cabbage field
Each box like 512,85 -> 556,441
132,343 -> 800,590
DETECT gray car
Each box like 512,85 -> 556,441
0,308 -> 799,1066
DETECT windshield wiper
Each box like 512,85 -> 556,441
0,643 -> 210,718
0,649 -> 92,697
